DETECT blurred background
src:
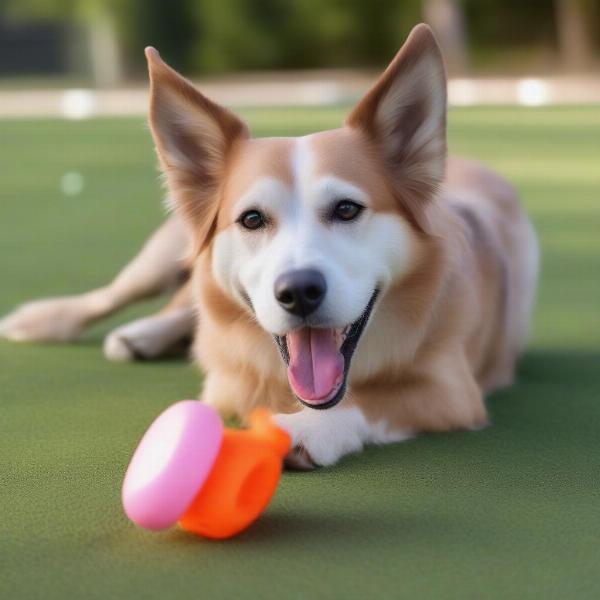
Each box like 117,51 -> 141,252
0,0 -> 599,115
0,0 -> 599,340
0,0 -> 599,347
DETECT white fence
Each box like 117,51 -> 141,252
0,73 -> 598,119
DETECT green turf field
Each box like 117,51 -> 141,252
1,106 -> 599,599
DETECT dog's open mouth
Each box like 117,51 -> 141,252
274,290 -> 379,410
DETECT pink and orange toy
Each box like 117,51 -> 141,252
122,401 -> 291,539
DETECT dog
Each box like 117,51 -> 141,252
0,24 -> 538,469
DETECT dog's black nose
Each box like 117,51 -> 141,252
274,269 -> 327,318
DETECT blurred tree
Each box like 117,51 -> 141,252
186,0 -> 423,72
3,0 -> 599,79
423,0 -> 468,75
117,0 -> 196,73
464,0 -> 557,71
289,0 -> 424,68
188,0 -> 287,72
5,0 -> 127,86
555,0 -> 597,71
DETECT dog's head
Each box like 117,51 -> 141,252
146,24 -> 447,410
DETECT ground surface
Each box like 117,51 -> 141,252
1,106 -> 599,599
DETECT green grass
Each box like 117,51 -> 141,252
1,106 -> 599,599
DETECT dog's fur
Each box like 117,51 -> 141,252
0,25 -> 538,468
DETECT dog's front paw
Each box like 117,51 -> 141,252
274,406 -> 370,469
0,297 -> 90,342
103,314 -> 191,362
284,445 -> 318,471
103,330 -> 140,362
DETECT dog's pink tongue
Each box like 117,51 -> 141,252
287,328 -> 344,404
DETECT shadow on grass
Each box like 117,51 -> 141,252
106,348 -> 600,550
161,509 -> 474,548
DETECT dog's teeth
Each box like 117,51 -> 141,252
333,326 -> 352,350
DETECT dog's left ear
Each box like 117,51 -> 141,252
346,24 -> 447,230
145,47 -> 249,251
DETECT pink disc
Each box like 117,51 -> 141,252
122,401 -> 223,530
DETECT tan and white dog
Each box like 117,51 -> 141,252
0,25 -> 538,468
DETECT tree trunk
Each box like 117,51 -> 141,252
86,11 -> 123,87
422,0 -> 468,76
555,0 -> 595,72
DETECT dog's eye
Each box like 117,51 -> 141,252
238,210 -> 266,230
332,200 -> 363,222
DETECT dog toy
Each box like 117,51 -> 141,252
122,401 -> 291,539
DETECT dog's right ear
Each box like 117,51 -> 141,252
145,47 -> 249,250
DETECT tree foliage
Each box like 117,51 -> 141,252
4,0 -> 599,75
